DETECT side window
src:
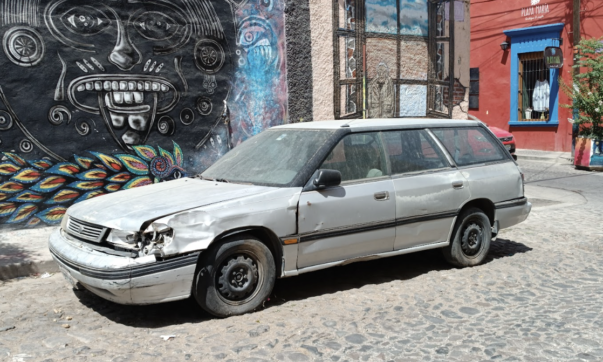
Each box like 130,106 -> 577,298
320,132 -> 386,182
432,127 -> 507,166
382,130 -> 448,174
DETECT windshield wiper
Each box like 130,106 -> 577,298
215,178 -> 229,183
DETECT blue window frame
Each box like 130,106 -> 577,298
504,23 -> 564,127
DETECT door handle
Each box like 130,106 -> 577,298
452,180 -> 464,189
374,191 -> 389,200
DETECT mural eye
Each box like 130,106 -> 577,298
259,0 -> 274,10
239,28 -> 266,47
172,170 -> 182,179
61,6 -> 110,36
134,12 -> 180,41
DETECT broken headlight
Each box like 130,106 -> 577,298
106,230 -> 140,251
140,223 -> 174,256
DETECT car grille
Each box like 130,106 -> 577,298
66,217 -> 108,243
499,137 -> 513,142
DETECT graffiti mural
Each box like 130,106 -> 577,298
0,143 -> 185,226
368,63 -> 394,118
0,0 -> 288,228
229,0 -> 288,146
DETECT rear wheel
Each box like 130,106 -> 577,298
193,234 -> 276,317
442,207 -> 491,267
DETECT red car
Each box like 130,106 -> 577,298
468,115 -> 516,159
490,126 -> 516,155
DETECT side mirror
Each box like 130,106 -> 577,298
313,169 -> 341,189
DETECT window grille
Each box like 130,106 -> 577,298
333,0 -> 456,120
518,52 -> 550,121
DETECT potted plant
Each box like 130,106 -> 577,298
560,36 -> 603,170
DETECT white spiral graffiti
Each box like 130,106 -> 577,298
0,110 -> 13,130
48,105 -> 72,125
157,116 -> 175,135
75,119 -> 90,136
19,138 -> 33,153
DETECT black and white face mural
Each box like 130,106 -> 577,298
0,0 -> 288,227
0,0 -> 236,165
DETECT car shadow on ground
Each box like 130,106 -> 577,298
73,238 -> 532,328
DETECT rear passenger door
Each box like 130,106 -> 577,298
382,129 -> 470,250
430,127 -> 523,203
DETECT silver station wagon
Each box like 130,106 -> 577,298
49,119 -> 531,317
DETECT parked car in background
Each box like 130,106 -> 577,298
468,114 -> 516,159
49,119 -> 531,317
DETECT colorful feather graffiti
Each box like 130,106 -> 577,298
0,142 -> 186,226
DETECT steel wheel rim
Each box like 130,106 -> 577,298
216,252 -> 263,305
460,219 -> 484,258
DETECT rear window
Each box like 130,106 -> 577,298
431,127 -> 507,166
382,130 -> 449,174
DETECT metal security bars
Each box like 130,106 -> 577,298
518,52 -> 550,121
333,0 -> 457,120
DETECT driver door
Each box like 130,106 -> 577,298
296,132 -> 396,269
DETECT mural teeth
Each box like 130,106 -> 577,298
113,92 -> 124,104
94,82 -> 103,91
123,92 -> 133,104
160,84 -> 169,92
137,82 -> 144,91
112,81 -> 120,91
133,92 -> 144,104
144,81 -> 152,91
128,81 -> 136,91
85,82 -> 94,91
119,81 -> 128,91
104,81 -> 112,91
77,84 -> 85,92
152,82 -> 160,91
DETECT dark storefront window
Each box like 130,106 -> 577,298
469,67 -> 479,109
333,0 -> 458,120
518,52 -> 550,122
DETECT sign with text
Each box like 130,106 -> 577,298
544,47 -> 563,69
521,0 -> 550,21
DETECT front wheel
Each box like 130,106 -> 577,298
442,207 -> 491,267
193,235 -> 276,317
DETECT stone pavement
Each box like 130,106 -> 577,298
0,160 -> 602,361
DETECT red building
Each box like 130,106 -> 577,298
470,0 -> 603,152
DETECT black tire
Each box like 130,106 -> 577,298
442,207 -> 491,267
193,234 -> 276,317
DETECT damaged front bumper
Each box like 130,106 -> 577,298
48,228 -> 199,305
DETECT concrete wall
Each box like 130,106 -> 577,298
309,0 -> 335,121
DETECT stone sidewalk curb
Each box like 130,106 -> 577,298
515,149 -> 573,164
0,184 -> 587,281
0,227 -> 57,281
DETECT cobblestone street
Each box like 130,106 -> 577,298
1,160 -> 602,362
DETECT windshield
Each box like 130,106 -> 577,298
202,129 -> 335,186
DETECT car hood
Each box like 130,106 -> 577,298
489,126 -> 513,139
66,178 -> 276,231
